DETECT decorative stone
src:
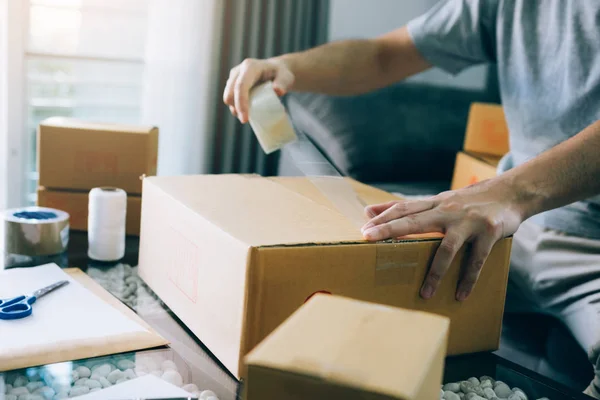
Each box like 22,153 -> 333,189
161,370 -> 183,387
33,387 -> 56,400
199,390 -> 217,400
443,383 -> 461,393
483,387 -> 497,399
74,367 -> 91,379
494,383 -> 512,398
468,377 -> 480,386
444,391 -> 461,400
85,380 -> 101,390
13,377 -> 28,388
97,377 -> 111,389
68,385 -> 90,397
116,360 -> 136,371
9,387 -> 29,396
161,360 -> 177,371
26,383 -> 44,393
183,384 -> 200,393
91,364 -> 112,378
107,370 -> 125,385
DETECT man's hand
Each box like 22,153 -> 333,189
223,58 -> 295,124
361,179 -> 525,301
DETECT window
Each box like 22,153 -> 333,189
23,0 -> 149,205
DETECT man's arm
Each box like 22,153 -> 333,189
223,26 -> 431,123
276,27 -> 431,95
362,119 -> 600,301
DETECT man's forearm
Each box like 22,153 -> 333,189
274,26 -> 431,96
501,119 -> 600,220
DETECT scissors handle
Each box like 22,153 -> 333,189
0,295 -> 36,320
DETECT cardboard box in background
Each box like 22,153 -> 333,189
244,295 -> 449,400
37,187 -> 142,236
138,174 -> 512,378
463,103 -> 509,156
38,117 -> 159,194
450,152 -> 501,190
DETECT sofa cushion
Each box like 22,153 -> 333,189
284,83 -> 499,184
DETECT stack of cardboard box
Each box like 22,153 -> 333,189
451,103 -> 509,190
36,117 -> 159,236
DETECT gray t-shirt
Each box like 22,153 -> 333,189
407,0 -> 600,239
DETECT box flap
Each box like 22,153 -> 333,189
145,174 -> 368,247
464,103 -> 509,156
246,295 -> 449,399
40,117 -> 156,134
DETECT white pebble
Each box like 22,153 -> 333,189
5,395 -> 17,400
182,384 -> 199,393
84,380 -> 101,390
494,382 -> 512,398
123,369 -> 136,380
10,387 -> 29,395
115,378 -> 128,385
74,367 -> 90,379
483,387 -> 496,399
443,383 -> 460,393
199,391 -> 217,400
89,388 -> 101,393
70,371 -> 78,384
480,376 -> 495,385
161,360 -> 177,371
116,360 -> 136,371
6,383 -> 14,393
91,364 -> 112,378
206,397 -> 219,400
25,395 -> 44,400
96,377 -> 111,389
73,379 -> 88,387
33,387 -> 55,400
458,393 -> 464,399
106,370 -> 124,385
480,380 -> 493,390
444,391 -> 460,400
68,386 -> 89,397
161,370 -> 183,387
136,371 -> 147,377
508,394 -> 523,400
150,370 -> 162,377
53,393 -> 69,400
192,392 -> 202,399
512,388 -> 528,400
13,377 -> 28,388
468,377 -> 480,386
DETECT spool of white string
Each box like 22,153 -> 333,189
88,187 -> 127,262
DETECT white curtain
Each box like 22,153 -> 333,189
0,0 -> 8,213
141,0 -> 224,176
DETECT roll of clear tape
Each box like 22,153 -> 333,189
248,82 -> 367,229
88,187 -> 127,262
248,81 -> 298,154
3,207 -> 70,268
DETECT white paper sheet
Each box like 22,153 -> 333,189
0,264 -> 148,351
76,374 -> 194,400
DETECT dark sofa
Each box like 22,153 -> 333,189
278,82 -> 594,391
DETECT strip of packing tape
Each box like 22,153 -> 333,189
248,82 -> 367,229
3,207 -> 70,268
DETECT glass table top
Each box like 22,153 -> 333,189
1,233 -> 593,400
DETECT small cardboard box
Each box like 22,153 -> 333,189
464,103 -> 509,156
244,294 -> 449,400
38,117 -> 159,194
37,187 -> 142,236
450,152 -> 501,190
138,174 -> 512,377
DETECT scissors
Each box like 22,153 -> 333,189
0,280 -> 69,320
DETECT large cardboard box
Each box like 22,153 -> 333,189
138,174 -> 512,377
463,103 -> 509,156
37,187 -> 142,236
38,117 -> 159,194
244,294 -> 449,400
450,152 -> 501,190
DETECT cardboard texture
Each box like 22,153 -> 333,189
38,117 -> 159,194
37,187 -> 142,236
1,268 -> 168,371
464,103 -> 509,156
450,152 -> 501,190
138,174 -> 512,377
244,295 -> 449,400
